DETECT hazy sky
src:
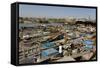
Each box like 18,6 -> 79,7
19,4 -> 96,19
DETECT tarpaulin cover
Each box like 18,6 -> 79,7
41,48 -> 58,57
42,41 -> 55,49
83,40 -> 94,45
82,40 -> 94,49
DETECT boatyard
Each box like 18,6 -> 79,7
18,17 -> 96,64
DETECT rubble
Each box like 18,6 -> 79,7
19,20 -> 96,64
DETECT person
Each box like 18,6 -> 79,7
58,45 -> 63,57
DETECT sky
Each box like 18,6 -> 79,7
19,4 -> 96,20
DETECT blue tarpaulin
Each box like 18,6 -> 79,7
83,40 -> 93,45
42,41 -> 55,49
41,48 -> 58,57
82,40 -> 94,49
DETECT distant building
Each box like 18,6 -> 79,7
24,20 -> 32,23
